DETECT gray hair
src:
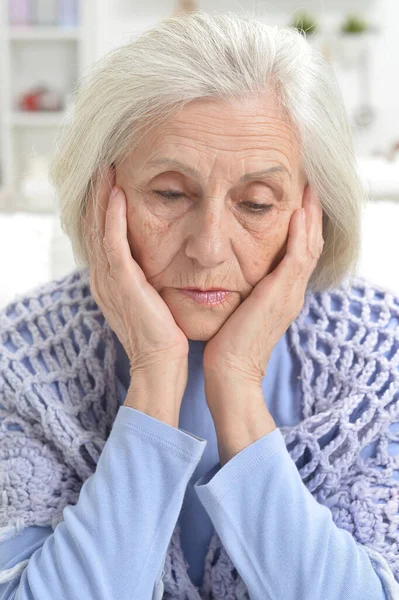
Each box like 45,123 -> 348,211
49,10 -> 365,292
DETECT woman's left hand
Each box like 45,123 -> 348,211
203,184 -> 324,396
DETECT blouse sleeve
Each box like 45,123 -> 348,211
194,426 -> 399,600
0,406 -> 207,600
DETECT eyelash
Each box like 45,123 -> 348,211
153,191 -> 273,213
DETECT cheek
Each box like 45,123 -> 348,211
126,207 -> 175,269
244,219 -> 289,282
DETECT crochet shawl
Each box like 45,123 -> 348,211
1,267 -> 399,600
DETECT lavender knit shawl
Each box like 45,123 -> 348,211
1,267 -> 399,599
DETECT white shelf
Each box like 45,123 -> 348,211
4,26 -> 82,41
0,1 -> 97,211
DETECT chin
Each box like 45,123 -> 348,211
174,315 -> 223,341
182,324 -> 215,342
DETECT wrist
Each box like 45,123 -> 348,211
204,374 -> 268,423
124,361 -> 187,428
124,387 -> 180,428
123,401 -> 179,429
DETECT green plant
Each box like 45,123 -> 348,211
290,11 -> 318,37
341,14 -> 368,34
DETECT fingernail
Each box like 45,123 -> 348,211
111,186 -> 119,197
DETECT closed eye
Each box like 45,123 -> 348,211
153,191 -> 273,214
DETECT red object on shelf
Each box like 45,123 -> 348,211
20,92 -> 41,111
18,85 -> 63,112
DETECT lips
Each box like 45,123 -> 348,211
180,288 -> 232,306
182,287 -> 230,292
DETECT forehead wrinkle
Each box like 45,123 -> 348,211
145,158 -> 291,184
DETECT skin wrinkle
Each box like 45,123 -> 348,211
145,159 -> 291,186
116,94 -> 307,341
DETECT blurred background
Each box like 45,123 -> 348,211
0,0 -> 398,309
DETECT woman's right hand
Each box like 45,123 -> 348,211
82,166 -> 189,424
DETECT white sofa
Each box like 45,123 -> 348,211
0,212 -> 75,310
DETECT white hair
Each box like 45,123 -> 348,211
49,10 -> 366,292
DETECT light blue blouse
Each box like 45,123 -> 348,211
0,324 -> 397,599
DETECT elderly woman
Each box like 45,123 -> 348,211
0,10 -> 398,600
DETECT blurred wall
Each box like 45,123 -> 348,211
93,0 -> 399,158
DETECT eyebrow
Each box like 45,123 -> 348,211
145,158 -> 291,183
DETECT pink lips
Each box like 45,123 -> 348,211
180,289 -> 231,306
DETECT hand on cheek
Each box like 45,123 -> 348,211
203,184 -> 324,391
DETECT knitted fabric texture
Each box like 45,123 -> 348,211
1,267 -> 399,600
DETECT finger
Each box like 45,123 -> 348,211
261,206 -> 306,301
95,166 -> 116,267
285,204 -> 308,270
82,168 -> 107,257
103,187 -> 133,275
303,184 -> 324,259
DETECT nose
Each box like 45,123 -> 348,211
185,196 -> 231,268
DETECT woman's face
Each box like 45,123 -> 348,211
116,94 -> 307,341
